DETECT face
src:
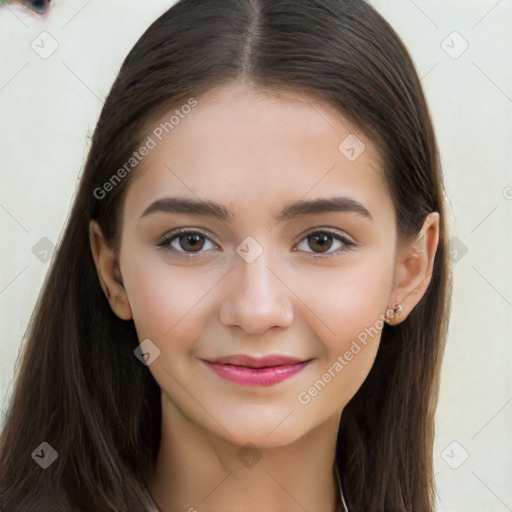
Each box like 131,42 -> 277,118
115,82 -> 399,447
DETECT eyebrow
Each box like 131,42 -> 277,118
140,196 -> 373,222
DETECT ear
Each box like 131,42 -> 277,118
88,220 -> 132,320
386,212 -> 440,325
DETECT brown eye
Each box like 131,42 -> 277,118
295,230 -> 355,256
157,230 -> 217,254
177,233 -> 205,252
307,233 -> 334,252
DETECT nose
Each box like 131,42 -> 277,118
219,251 -> 293,335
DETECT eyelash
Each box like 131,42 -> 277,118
156,228 -> 357,259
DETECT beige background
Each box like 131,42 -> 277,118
1,1 -> 511,510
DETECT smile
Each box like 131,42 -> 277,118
202,355 -> 311,387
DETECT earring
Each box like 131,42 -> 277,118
386,303 -> 403,320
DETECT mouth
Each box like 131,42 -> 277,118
202,354 -> 312,387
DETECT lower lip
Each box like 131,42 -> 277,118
204,361 -> 310,387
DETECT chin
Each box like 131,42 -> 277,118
214,413 -> 311,449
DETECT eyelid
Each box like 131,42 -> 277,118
156,226 -> 357,257
156,227 -> 215,244
295,226 -> 355,245
156,227 -> 220,256
292,227 -> 357,258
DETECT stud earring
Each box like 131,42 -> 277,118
386,303 -> 403,320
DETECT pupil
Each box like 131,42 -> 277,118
181,234 -> 204,251
309,233 -> 332,252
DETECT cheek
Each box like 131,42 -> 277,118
290,255 -> 392,406
330,267 -> 389,351
289,254 -> 393,346
122,256 -> 216,346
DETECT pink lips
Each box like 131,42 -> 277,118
203,354 -> 310,387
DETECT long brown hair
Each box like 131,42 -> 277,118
0,1 -> 451,510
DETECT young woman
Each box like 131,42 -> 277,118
0,0 -> 451,510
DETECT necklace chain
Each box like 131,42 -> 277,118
334,463 -> 349,512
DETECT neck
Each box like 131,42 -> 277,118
147,393 -> 342,512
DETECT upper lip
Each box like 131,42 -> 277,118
205,354 -> 308,368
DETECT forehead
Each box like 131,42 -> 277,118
123,81 -> 393,225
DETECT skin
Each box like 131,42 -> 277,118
89,81 -> 439,512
